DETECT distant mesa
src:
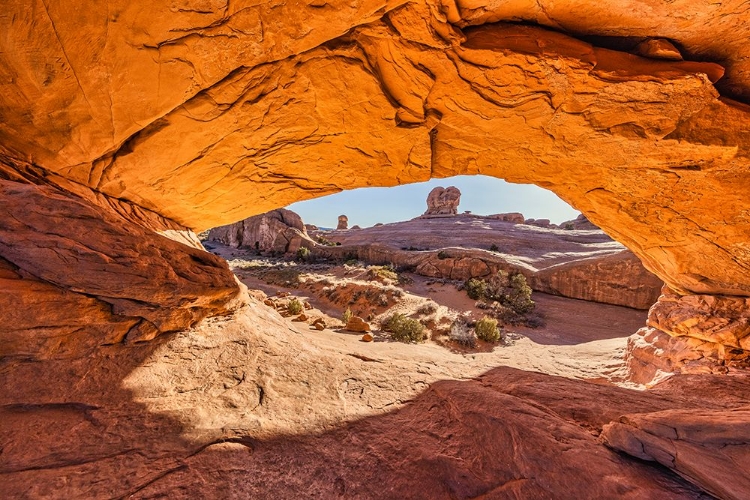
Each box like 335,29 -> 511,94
423,186 -> 461,216
351,225 -> 362,230
337,215 -> 349,230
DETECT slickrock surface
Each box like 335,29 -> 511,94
207,208 -> 312,254
312,214 -> 663,309
1,297 -> 747,498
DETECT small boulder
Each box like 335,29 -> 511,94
312,318 -> 326,331
263,298 -> 275,307
303,301 -> 313,310
362,333 -> 374,342
293,313 -> 308,322
346,316 -> 371,333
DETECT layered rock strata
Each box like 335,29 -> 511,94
0,175 -> 244,359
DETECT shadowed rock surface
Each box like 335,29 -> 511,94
2,301 -> 747,499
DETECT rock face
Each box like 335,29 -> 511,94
207,209 -> 312,254
424,186 -> 461,216
0,177 -> 244,359
337,215 -> 349,230
626,287 -> 750,383
602,408 -> 750,500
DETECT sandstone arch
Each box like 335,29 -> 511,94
1,1 -> 750,368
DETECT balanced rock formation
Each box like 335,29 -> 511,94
423,186 -> 461,216
207,208 -> 312,254
337,215 -> 349,230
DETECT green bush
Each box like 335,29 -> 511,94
341,308 -> 353,325
489,244 -> 499,252
382,313 -> 427,343
465,278 -> 487,300
475,316 -> 501,343
296,247 -> 311,261
287,298 -> 303,315
437,250 -> 449,260
367,265 -> 399,282
505,273 -> 535,314
466,271 -> 535,316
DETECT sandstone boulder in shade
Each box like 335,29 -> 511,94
423,186 -> 461,216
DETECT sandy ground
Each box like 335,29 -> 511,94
210,244 -> 648,386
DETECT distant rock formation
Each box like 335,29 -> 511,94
423,186 -> 461,216
305,224 -> 319,232
489,213 -> 525,224
207,209 -> 312,254
337,215 -> 349,230
561,214 -> 599,230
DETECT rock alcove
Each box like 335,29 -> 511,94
2,1 -> 750,497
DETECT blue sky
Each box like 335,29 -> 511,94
288,175 -> 580,228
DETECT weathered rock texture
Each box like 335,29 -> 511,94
2,301 -> 748,498
311,214 -> 662,309
626,287 -> 750,383
0,177 -> 244,359
423,186 -> 461,216
1,0 -> 750,394
207,208 -> 312,254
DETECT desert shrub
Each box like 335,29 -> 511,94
449,318 -> 476,347
505,273 -> 535,314
417,301 -> 438,315
316,236 -> 336,246
382,313 -> 427,343
467,271 -> 535,317
563,222 -> 575,230
367,265 -> 399,282
489,244 -> 499,252
437,250 -> 449,260
475,316 -> 501,343
341,308 -> 353,325
465,278 -> 487,300
296,247 -> 311,262
287,298 -> 303,315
